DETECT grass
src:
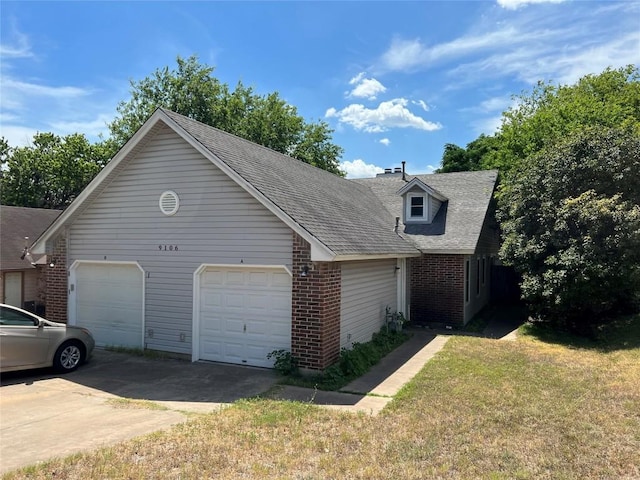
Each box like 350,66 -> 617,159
106,398 -> 169,411
4,314 -> 639,479
104,345 -> 175,360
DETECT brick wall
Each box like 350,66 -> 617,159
45,235 -> 68,323
410,254 -> 464,325
291,233 -> 341,371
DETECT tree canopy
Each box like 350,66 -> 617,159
0,133 -> 110,209
498,126 -> 640,331
109,55 -> 344,175
437,65 -> 640,175
437,134 -> 500,173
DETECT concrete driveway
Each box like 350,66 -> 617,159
0,349 -> 278,474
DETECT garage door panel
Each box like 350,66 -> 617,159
74,263 -> 143,348
199,266 -> 291,368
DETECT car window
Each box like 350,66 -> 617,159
0,307 -> 39,326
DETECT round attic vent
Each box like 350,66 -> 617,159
159,191 -> 179,216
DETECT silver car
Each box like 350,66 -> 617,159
0,303 -> 95,373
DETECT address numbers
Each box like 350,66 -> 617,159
158,245 -> 179,251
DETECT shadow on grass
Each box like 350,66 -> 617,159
520,313 -> 640,352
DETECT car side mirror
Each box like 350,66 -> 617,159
37,319 -> 45,328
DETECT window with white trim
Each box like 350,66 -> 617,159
406,193 -> 428,221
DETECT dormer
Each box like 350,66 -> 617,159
397,177 -> 448,224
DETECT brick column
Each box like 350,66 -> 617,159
291,233 -> 341,371
410,254 -> 464,325
45,235 -> 68,323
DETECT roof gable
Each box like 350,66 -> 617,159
32,109 -> 419,260
1,206 -> 62,270
396,177 -> 448,202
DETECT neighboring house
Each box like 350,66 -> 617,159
0,206 -> 62,313
31,109 -> 498,371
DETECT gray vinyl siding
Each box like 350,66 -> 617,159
430,197 -> 443,222
68,125 -> 293,354
340,259 -> 397,349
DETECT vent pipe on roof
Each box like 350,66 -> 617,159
394,216 -> 400,233
402,161 -> 406,181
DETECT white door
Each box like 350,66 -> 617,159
4,272 -> 23,307
198,266 -> 291,368
72,263 -> 144,348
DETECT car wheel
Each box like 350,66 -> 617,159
53,341 -> 84,373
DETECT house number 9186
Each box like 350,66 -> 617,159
158,245 -> 179,251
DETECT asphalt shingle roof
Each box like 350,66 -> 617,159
1,206 -> 62,271
355,170 -> 498,253
163,109 -> 419,257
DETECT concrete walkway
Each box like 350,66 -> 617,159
270,331 -> 450,415
271,305 -> 525,415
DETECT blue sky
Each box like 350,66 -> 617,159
1,1 -> 638,178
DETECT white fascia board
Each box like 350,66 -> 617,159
159,111 -> 338,263
31,110 -> 168,254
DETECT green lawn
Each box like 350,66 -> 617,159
5,315 -> 639,480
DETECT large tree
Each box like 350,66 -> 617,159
486,65 -> 640,174
0,133 -> 110,209
437,134 -> 500,173
437,65 -> 640,175
498,127 -> 640,332
109,55 -> 344,175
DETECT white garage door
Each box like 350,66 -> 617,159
73,263 -> 144,348
198,266 -> 291,368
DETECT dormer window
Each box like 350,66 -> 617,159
397,177 -> 449,225
408,194 -> 427,219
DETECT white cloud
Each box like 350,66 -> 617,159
478,96 -> 512,113
449,30 -> 640,86
412,100 -> 430,112
379,138 -> 390,146
50,114 -> 112,139
378,28 -> 525,72
347,72 -> 386,100
472,115 -> 503,136
377,3 -> 639,88
3,77 -> 91,99
0,125 -> 39,147
0,22 -> 33,59
497,0 -> 566,10
341,159 -> 384,179
326,98 -> 441,133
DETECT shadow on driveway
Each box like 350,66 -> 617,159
0,350 -> 279,474
1,349 -> 279,405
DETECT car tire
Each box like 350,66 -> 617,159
53,341 -> 84,373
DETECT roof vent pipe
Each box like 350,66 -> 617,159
394,216 -> 400,233
402,161 -> 406,181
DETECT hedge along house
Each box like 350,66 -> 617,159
31,109 -> 498,371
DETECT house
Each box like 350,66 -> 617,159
31,109 -> 498,371
1,206 -> 62,313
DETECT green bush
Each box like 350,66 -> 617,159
280,328 -> 409,391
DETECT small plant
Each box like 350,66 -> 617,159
267,349 -> 300,376
385,306 -> 408,332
